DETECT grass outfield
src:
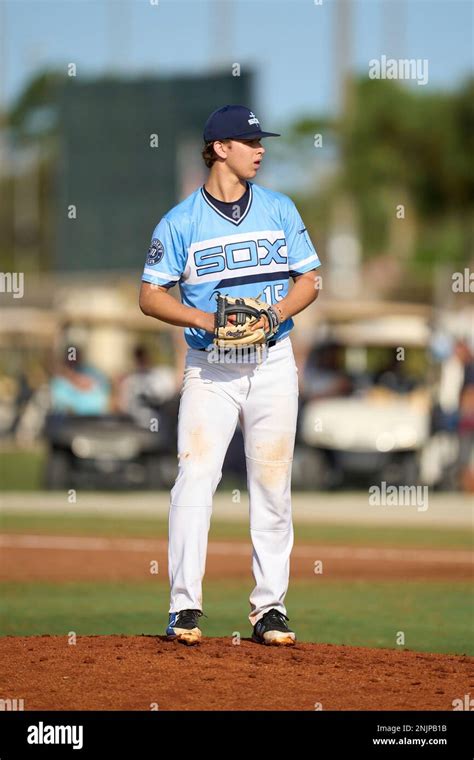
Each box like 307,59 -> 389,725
1,510 -> 472,655
0,511 -> 471,549
1,580 -> 472,655
0,449 -> 46,490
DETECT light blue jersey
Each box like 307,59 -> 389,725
141,183 -> 321,349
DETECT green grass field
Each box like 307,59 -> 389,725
1,580 -> 472,655
0,449 -> 46,490
1,511 -> 471,549
0,510 -> 472,655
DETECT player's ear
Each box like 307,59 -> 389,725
213,139 -> 231,161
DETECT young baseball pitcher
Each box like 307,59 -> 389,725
139,105 -> 321,646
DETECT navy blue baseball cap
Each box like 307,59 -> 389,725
203,105 -> 280,142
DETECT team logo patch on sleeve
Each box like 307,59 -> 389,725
146,239 -> 164,265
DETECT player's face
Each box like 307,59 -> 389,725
226,138 -> 265,179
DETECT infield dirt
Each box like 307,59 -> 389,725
1,634 -> 473,711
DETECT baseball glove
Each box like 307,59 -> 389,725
213,291 -> 282,348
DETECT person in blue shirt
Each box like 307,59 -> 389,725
50,347 -> 110,416
140,105 -> 321,647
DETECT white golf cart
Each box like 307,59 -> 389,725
292,302 -> 434,489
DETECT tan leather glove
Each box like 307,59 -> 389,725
213,291 -> 282,348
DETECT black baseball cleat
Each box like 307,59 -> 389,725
252,608 -> 296,646
166,609 -> 203,645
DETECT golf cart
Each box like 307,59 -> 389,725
292,302 -> 434,489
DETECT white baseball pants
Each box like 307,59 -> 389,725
168,335 -> 299,627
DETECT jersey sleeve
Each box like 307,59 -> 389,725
281,197 -> 321,278
141,217 -> 186,289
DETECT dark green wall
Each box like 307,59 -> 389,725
55,72 -> 253,272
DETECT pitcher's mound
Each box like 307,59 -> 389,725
1,635 -> 472,711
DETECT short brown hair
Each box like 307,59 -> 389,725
201,139 -> 230,168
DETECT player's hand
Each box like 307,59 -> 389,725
194,310 -> 237,333
250,315 -> 269,332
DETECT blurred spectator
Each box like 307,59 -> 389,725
11,362 -> 50,444
11,372 -> 33,430
456,340 -> 474,492
431,332 -> 462,433
429,337 -> 474,490
50,347 -> 110,415
115,345 -> 176,427
303,341 -> 353,400
0,372 -> 21,436
373,349 -> 418,394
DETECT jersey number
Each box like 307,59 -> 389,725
263,284 -> 284,303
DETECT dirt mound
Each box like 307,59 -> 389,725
1,635 -> 472,711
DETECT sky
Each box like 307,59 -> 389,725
2,0 -> 473,133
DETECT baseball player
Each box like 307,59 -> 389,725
139,105 -> 321,646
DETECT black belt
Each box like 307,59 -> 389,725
198,338 -> 277,352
